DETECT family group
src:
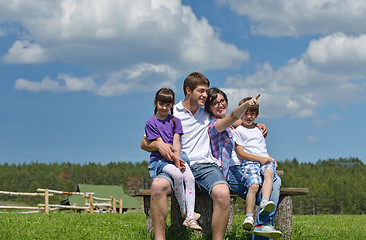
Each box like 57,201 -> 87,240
141,72 -> 282,240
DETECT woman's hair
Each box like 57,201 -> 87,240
204,87 -> 228,114
154,88 -> 176,128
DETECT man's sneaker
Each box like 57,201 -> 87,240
253,225 -> 283,239
259,199 -> 276,216
242,216 -> 254,230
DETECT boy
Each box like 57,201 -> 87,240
233,97 -> 278,231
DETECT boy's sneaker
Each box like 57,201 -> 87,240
253,224 -> 283,239
259,199 -> 276,216
242,216 -> 254,230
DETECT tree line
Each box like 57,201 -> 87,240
279,157 -> 366,215
0,157 -> 365,214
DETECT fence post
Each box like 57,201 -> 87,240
119,199 -> 123,214
83,193 -> 88,214
111,196 -> 116,213
73,202 -> 77,214
89,193 -> 94,214
44,189 -> 49,214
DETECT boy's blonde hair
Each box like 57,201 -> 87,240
239,97 -> 259,116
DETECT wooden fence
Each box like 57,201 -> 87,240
0,189 -> 123,214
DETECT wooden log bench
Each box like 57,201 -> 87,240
131,171 -> 308,238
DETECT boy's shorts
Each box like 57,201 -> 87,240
243,161 -> 276,187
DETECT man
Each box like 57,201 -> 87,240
141,72 -> 229,240
141,72 -> 280,240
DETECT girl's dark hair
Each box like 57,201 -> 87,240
204,87 -> 228,114
154,88 -> 176,129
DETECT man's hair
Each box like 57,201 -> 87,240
239,97 -> 259,115
204,87 -> 228,114
183,72 -> 210,96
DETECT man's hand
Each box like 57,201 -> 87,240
256,123 -> 268,138
155,140 -> 177,162
174,157 -> 186,172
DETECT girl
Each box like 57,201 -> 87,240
145,88 -> 201,231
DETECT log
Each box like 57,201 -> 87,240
0,190 -> 53,196
0,206 -> 39,210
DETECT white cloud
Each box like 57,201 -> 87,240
3,40 -> 48,64
14,74 -> 97,93
13,63 -> 180,96
306,135 -> 318,143
223,34 -> 366,119
304,33 -> 366,73
1,0 -> 248,70
96,63 -> 181,96
312,115 -> 339,127
220,0 -> 366,37
58,74 -> 97,92
14,77 -> 62,93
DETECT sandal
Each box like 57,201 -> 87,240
183,218 -> 202,231
182,212 -> 201,220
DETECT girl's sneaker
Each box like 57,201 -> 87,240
183,218 -> 202,231
242,216 -> 254,230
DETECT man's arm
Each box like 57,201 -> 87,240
140,136 -> 176,162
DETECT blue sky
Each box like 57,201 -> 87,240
1,0 -> 365,165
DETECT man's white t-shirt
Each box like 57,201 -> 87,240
174,101 -> 219,166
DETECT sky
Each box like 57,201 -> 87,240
1,0 -> 365,165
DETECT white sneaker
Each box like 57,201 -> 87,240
259,199 -> 276,216
242,216 -> 254,230
253,224 -> 283,239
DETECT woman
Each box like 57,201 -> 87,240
204,87 -> 282,238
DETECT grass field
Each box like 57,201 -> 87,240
0,211 -> 365,239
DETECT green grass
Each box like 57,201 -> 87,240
0,211 -> 148,240
291,215 -> 366,240
0,212 -> 365,239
